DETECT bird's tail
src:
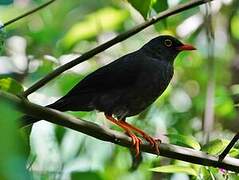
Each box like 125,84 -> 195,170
20,99 -> 67,128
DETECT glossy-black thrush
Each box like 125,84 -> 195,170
23,35 -> 196,156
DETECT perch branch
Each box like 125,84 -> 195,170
1,0 -> 56,28
22,0 -> 213,97
1,90 -> 239,173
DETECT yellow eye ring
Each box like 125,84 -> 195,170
164,39 -> 172,47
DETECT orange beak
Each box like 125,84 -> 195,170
177,44 -> 196,51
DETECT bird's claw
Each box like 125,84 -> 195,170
128,133 -> 142,157
128,132 -> 160,156
154,138 -> 162,143
142,134 -> 161,156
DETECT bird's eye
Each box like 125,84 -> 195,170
164,39 -> 172,47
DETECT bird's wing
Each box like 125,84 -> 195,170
64,52 -> 143,96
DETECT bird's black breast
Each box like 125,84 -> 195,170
94,57 -> 174,119
119,59 -> 173,118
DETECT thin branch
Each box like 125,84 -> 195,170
1,90 -> 239,173
203,2 -> 215,144
22,0 -> 213,97
219,133 -> 239,161
1,0 -> 56,28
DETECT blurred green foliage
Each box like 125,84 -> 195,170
0,101 -> 30,180
0,0 -> 239,179
61,7 -> 129,50
0,78 -> 23,94
0,0 -> 13,5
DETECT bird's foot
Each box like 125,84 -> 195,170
142,134 -> 160,155
120,121 -> 161,155
105,114 -> 143,157
126,132 -> 142,157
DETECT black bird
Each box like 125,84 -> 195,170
22,35 -> 196,156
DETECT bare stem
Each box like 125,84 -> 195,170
203,2 -> 215,144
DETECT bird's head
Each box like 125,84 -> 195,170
142,35 -> 196,63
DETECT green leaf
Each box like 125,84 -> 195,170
202,139 -> 239,156
150,165 -> 197,176
200,167 -> 214,180
229,148 -> 239,157
202,139 -> 225,155
167,133 -> 201,150
71,171 -> 103,180
127,0 -> 151,19
0,78 -> 24,95
151,0 -> 168,13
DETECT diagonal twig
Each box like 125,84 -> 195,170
1,0 -> 56,28
219,133 -> 239,161
1,90 -> 239,173
22,0 -> 213,97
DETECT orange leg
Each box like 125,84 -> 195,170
120,121 -> 160,155
105,113 -> 142,156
